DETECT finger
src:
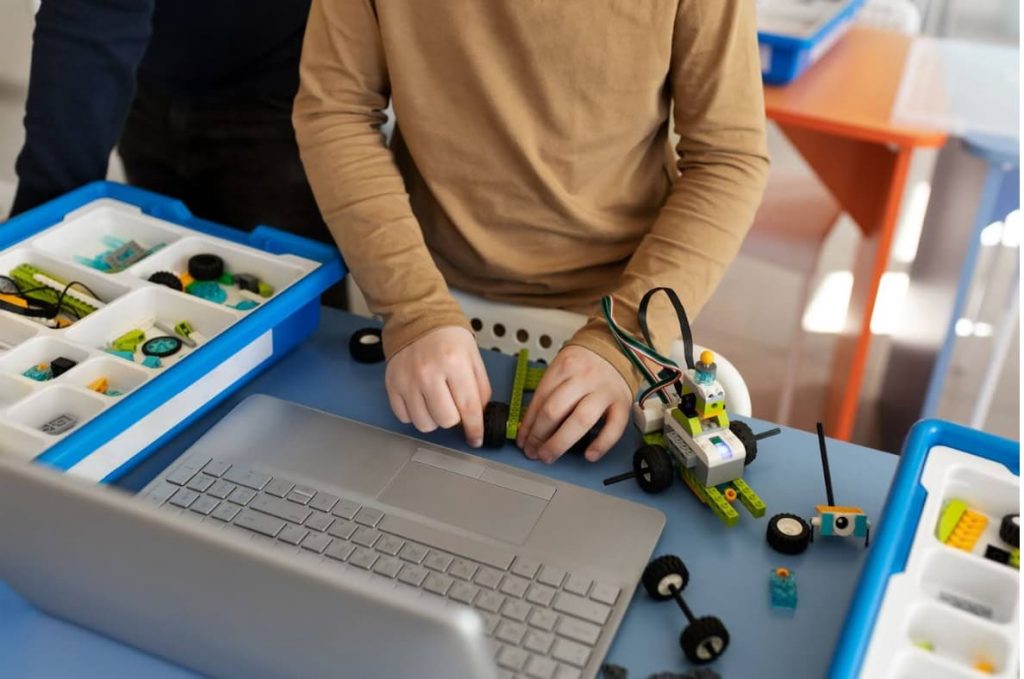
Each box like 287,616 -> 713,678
536,393 -> 608,464
523,379 -> 587,459
423,378 -> 461,430
471,351 -> 492,404
389,390 -> 411,424
584,401 -> 631,462
517,366 -> 572,449
406,391 -> 439,433
448,372 -> 484,447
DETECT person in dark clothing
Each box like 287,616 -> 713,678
9,0 -> 330,256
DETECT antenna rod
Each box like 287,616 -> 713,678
817,422 -> 836,507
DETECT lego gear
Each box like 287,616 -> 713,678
633,444 -> 674,494
729,420 -> 757,465
1000,514 -> 1019,548
148,271 -> 183,291
680,615 -> 730,665
642,554 -> 689,600
142,336 -> 183,358
187,253 -> 225,281
349,327 -> 385,364
767,513 -> 812,555
482,401 -> 510,448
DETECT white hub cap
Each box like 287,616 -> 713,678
359,334 -> 381,345
657,573 -> 684,597
697,636 -> 725,660
776,517 -> 806,537
639,458 -> 651,481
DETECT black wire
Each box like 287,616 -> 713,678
0,274 -> 102,321
637,287 -> 695,370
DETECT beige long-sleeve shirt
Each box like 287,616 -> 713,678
294,0 -> 769,391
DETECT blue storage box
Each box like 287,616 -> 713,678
830,419 -> 1019,678
0,181 -> 344,482
758,0 -> 866,85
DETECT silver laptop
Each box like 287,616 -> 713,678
0,395 -> 664,678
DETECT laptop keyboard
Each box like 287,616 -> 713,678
141,453 -> 623,679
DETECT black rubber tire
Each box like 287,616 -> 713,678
482,401 -> 510,449
187,253 -> 225,281
148,271 -> 183,291
1000,513 -> 1020,548
349,327 -> 385,364
633,444 -> 675,494
642,554 -> 689,600
766,513 -> 813,555
729,420 -> 757,466
680,616 -> 730,665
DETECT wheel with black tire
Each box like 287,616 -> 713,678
148,271 -> 183,291
766,513 -> 812,555
187,253 -> 225,281
680,615 -> 730,665
482,401 -> 510,449
349,327 -> 385,364
1000,514 -> 1020,548
642,554 -> 689,601
633,444 -> 675,494
729,420 -> 757,466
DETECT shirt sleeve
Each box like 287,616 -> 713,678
10,0 -> 155,217
567,0 -> 770,393
293,0 -> 469,358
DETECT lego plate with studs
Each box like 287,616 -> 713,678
847,437 -> 1019,679
0,194 -> 330,472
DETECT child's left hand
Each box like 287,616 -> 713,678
517,345 -> 632,464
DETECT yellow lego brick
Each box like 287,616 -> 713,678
947,509 -> 988,552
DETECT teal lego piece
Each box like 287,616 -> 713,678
142,355 -> 162,369
23,363 -> 52,381
770,567 -> 797,610
232,300 -> 260,311
105,349 -> 135,362
186,280 -> 228,304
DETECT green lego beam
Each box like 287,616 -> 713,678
681,466 -> 739,527
506,349 -> 531,440
732,477 -> 766,518
10,263 -> 98,319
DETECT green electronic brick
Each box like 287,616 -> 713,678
733,477 -> 766,518
506,349 -> 530,440
936,499 -> 969,542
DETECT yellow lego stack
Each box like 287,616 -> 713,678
947,509 -> 989,552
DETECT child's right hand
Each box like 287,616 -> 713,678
384,326 -> 492,448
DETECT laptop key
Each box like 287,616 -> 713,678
524,629 -> 554,655
348,547 -> 379,570
373,556 -> 403,578
528,609 -> 559,632
590,582 -> 620,606
482,613 -> 501,636
325,541 -> 356,562
376,535 -> 405,556
301,532 -> 332,554
475,590 -> 506,613
354,506 -> 384,527
331,499 -> 361,520
287,485 -> 316,505
423,572 -> 454,596
424,551 -> 454,572
169,488 -> 200,509
186,474 -> 216,493
223,468 -> 271,491
142,482 -> 178,506
397,564 -> 429,587
351,526 -> 381,548
537,565 -> 567,588
474,567 -> 504,590
556,617 -> 601,646
327,519 -> 357,540
250,495 -> 312,525
502,599 -> 532,623
496,620 -> 527,645
189,496 -> 220,516
563,574 -> 592,597
234,509 -> 285,538
448,581 -> 479,605
499,574 -> 530,599
263,479 -> 294,498
525,655 -> 557,679
304,511 -> 334,533
496,645 -> 528,672
551,639 -> 590,668
448,559 -> 478,581
227,487 -> 257,506
398,543 -> 428,564
166,462 -> 205,486
511,557 -> 541,580
207,480 -> 236,500
210,502 -> 241,522
526,584 -> 557,608
554,666 -> 581,679
201,459 -> 231,478
278,524 -> 309,546
552,592 -> 611,625
308,492 -> 339,513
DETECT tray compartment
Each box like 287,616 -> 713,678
7,385 -> 106,438
0,314 -> 39,351
890,648 -> 988,679
31,199 -> 183,273
0,423 -> 49,462
130,236 -> 307,311
0,372 -> 36,407
57,355 -> 150,398
905,601 -> 1012,674
921,549 -> 1018,624
0,336 -> 92,382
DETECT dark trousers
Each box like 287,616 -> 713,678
118,88 -> 345,306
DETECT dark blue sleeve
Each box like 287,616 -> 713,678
9,0 -> 155,217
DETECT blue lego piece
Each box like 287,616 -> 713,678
23,364 -> 53,381
232,299 -> 260,311
186,280 -> 228,304
142,355 -> 162,369
770,568 -> 798,610
105,349 -> 135,362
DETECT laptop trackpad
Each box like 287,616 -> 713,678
378,462 -> 547,545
